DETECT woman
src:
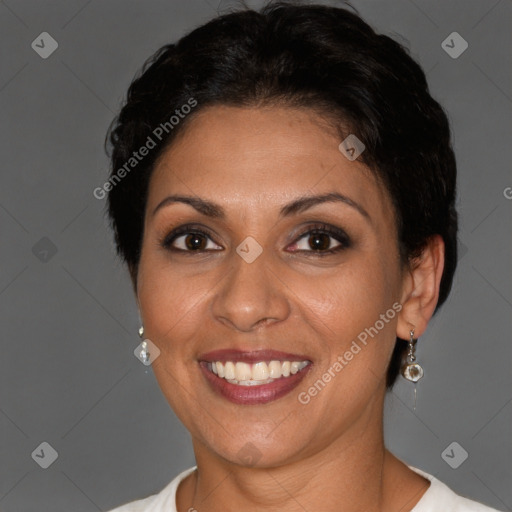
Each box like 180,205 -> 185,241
104,2 -> 502,511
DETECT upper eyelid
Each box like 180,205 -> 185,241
161,225 -> 217,247
292,225 -> 350,249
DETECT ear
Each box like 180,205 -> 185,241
397,235 -> 445,340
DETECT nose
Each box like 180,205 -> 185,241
211,248 -> 291,332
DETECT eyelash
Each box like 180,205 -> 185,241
160,222 -> 351,256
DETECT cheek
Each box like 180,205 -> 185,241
302,255 -> 397,330
137,258 -> 213,353
295,252 -> 400,380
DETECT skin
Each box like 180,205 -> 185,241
135,105 -> 445,512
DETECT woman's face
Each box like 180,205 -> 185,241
137,105 -> 407,467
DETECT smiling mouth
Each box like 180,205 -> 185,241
197,350 -> 313,405
207,360 -> 310,386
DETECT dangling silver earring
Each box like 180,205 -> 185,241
401,329 -> 424,409
137,326 -> 150,363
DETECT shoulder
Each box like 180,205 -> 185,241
105,466 -> 197,512
409,465 -> 504,512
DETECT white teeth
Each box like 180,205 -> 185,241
208,359 -> 310,386
224,361 -> 236,380
235,362 -> 252,381
252,362 -> 269,381
226,378 -> 274,386
268,360 -> 282,379
290,362 -> 300,374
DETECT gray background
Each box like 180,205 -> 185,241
1,0 -> 511,510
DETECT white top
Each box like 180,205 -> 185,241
107,464 -> 503,512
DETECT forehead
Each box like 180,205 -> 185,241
148,105 -> 393,224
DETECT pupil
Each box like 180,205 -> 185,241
309,233 -> 329,251
186,234 -> 204,250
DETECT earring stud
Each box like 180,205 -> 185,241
138,326 -> 144,338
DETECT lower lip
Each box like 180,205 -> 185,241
199,362 -> 311,405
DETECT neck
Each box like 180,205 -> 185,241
176,394 -> 429,512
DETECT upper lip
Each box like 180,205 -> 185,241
198,349 -> 312,363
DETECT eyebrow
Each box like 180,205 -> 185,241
152,192 -> 370,221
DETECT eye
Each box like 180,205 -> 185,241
288,223 -> 351,254
161,222 -> 351,256
161,225 -> 222,253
